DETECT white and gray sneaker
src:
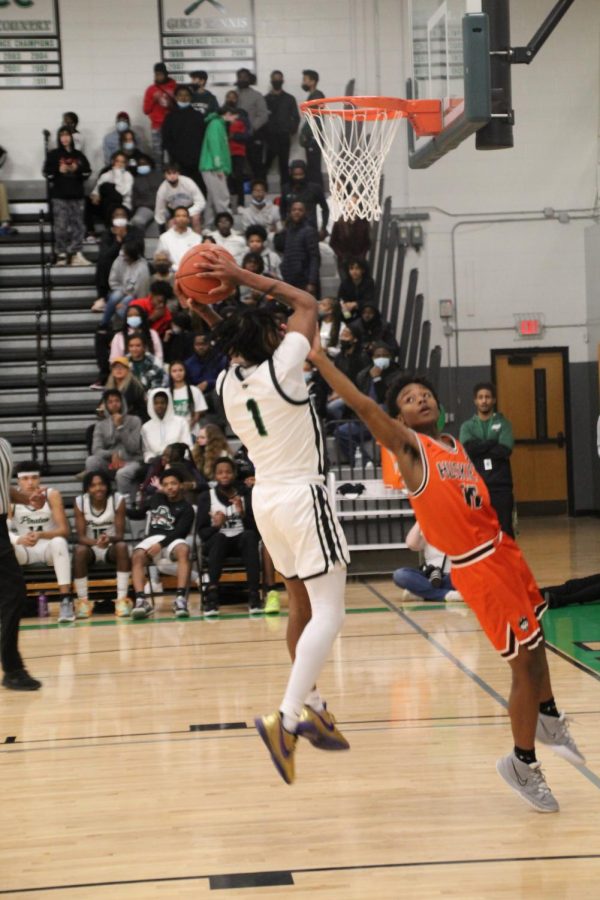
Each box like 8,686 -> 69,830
496,752 -> 559,813
173,596 -> 189,618
131,597 -> 154,620
536,712 -> 585,765
57,598 -> 76,623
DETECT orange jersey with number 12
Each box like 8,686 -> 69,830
407,432 -> 501,565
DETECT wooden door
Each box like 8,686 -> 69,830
493,350 -> 569,513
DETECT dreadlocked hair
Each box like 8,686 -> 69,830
212,307 -> 280,365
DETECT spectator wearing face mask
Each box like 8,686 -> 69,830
326,325 -> 370,421
154,163 -> 205,234
299,69 -> 325,187
130,155 -> 162,233
109,302 -> 164,367
143,62 -> 177,164
132,281 -> 174,342
151,249 -> 174,285
119,129 -> 144,175
162,85 -> 206,190
100,238 -> 150,329
188,70 -> 219,117
352,302 -> 399,355
103,112 -> 131,166
92,207 -> 144,313
280,159 -> 329,239
87,151 -> 134,237
235,67 -> 269,181
240,180 -> 280,232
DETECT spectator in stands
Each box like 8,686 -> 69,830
393,522 -> 462,603
61,111 -> 84,152
337,258 -> 376,318
85,389 -> 143,501
129,466 -> 195,619
89,151 -> 134,226
199,108 -> 232,227
43,125 -> 92,267
459,382 -> 515,537
141,442 -> 206,500
326,324 -> 371,420
169,360 -> 208,433
238,252 -> 268,306
222,90 -> 251,212
9,462 -> 74,623
235,67 -> 269,180
100,237 -> 150,329
163,311 -> 195,365
245,224 -> 281,276
143,62 -> 177,163
318,297 -> 342,356
353,301 -> 399,354
142,389 -> 192,465
240,179 -> 280,232
154,163 -> 205,233
197,456 -> 262,615
330,217 -> 371,278
0,146 -> 17,236
184,333 -> 228,397
189,70 -> 219,116
151,249 -> 174,284
162,85 -> 205,189
264,70 -> 300,190
132,281 -> 174,341
73,470 -> 132,618
209,211 -> 247,263
280,160 -> 328,237
109,301 -> 163,366
103,112 -> 131,166
127,333 -> 168,392
335,342 -> 401,463
130,154 -> 162,233
157,205 -> 202,272
91,207 -> 144,314
105,357 -> 147,421
299,69 -> 325,186
275,200 -> 320,294
119,129 -> 144,174
192,424 -> 232,481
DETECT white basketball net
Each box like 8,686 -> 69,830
302,100 -> 404,222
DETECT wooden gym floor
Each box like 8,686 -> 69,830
1,517 -> 600,899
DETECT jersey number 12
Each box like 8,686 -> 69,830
246,399 -> 268,437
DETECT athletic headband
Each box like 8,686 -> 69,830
17,470 -> 41,477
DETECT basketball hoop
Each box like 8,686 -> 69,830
300,96 -> 442,222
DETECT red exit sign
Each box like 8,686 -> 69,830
515,315 -> 544,338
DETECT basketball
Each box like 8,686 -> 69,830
175,244 -> 236,305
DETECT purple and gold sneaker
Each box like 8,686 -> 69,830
296,704 -> 350,751
254,712 -> 297,784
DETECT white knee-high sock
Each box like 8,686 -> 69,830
74,577 -> 88,600
116,571 -> 129,597
280,565 -> 346,729
48,537 -> 71,586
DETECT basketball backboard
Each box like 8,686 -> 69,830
407,0 -> 491,167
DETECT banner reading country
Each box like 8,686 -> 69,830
0,0 -> 62,89
158,0 -> 256,86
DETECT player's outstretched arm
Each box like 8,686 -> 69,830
201,251 -> 317,342
310,343 -> 424,490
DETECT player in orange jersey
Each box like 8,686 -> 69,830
310,341 -> 584,814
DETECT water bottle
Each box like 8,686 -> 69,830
38,593 -> 49,618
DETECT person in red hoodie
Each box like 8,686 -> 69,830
143,63 -> 177,165
222,90 -> 251,212
131,281 -> 173,341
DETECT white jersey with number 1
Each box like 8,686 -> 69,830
216,330 -> 349,581
217,331 -> 325,486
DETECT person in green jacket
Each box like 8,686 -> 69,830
459,382 -> 515,537
199,111 -> 232,228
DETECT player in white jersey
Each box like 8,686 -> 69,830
73,470 -> 131,618
180,252 -> 350,785
9,461 -> 74,623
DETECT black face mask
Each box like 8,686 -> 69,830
271,79 -> 283,90
340,340 -> 355,348
154,263 -> 170,274
301,83 -> 311,92
236,80 -> 250,89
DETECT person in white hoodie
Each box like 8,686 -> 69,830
156,206 -> 202,272
141,388 -> 192,463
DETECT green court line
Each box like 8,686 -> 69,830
543,603 -> 600,678
19,606 -> 391,631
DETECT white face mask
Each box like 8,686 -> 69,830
373,356 -> 390,370
116,121 -> 129,132
127,316 -> 142,328
112,217 -> 128,227
303,372 -> 313,383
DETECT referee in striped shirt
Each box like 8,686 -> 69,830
0,438 -> 42,690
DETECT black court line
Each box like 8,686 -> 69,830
364,581 -> 600,790
546,641 -> 600,683
2,853 -> 599,894
190,722 -> 247,732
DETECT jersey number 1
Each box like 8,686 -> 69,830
246,399 -> 268,437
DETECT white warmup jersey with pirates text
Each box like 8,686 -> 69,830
75,494 -> 123,541
11,490 -> 57,534
217,331 -> 324,486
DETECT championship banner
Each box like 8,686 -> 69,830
158,0 -> 256,87
0,0 -> 63,89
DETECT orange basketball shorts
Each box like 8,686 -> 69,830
450,534 -> 547,660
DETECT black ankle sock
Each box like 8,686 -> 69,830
539,697 -> 559,718
514,746 -> 537,765
135,591 -> 144,601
